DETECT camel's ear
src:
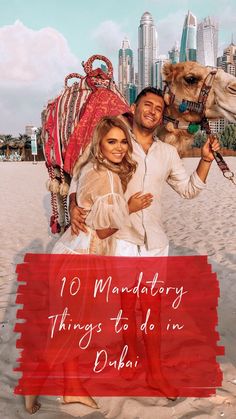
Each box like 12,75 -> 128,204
164,93 -> 171,106
162,63 -> 174,82
130,103 -> 136,115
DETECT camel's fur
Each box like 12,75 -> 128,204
158,61 -> 236,156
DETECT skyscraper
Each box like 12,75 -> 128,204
197,17 -> 218,66
125,84 -> 137,105
168,42 -> 180,64
217,39 -> 236,76
211,38 -> 236,133
118,37 -> 134,98
138,11 -> 158,92
154,56 -> 170,89
180,11 -> 197,62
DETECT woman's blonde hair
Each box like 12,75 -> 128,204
75,116 -> 137,191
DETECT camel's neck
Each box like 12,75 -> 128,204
158,106 -> 200,156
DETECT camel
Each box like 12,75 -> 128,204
42,58 -> 236,233
158,61 -> 236,156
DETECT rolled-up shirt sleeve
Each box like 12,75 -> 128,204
167,147 -> 206,199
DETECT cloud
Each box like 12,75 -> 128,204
157,10 -> 186,56
0,20 -> 80,135
92,20 -> 125,58
156,8 -> 234,57
90,20 -> 126,81
91,20 -> 126,80
218,5 -> 236,38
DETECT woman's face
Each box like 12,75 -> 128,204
100,127 -> 129,163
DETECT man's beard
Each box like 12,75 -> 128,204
139,121 -> 158,133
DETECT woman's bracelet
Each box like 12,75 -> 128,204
201,157 -> 213,163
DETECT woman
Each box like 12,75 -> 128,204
52,115 -> 153,256
25,116 -> 152,414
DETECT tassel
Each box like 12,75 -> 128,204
51,221 -> 61,234
47,178 -> 60,193
59,182 -> 70,196
166,122 -> 175,133
179,102 -> 188,113
187,123 -> 200,134
50,215 -> 61,234
46,179 -> 51,191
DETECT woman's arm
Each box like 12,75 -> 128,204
71,167 -> 154,240
96,228 -> 118,239
95,192 -> 153,239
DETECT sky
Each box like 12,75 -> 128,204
0,0 -> 236,135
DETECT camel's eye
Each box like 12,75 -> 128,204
184,76 -> 199,85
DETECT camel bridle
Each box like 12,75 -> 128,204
163,69 -> 236,185
163,69 -> 217,116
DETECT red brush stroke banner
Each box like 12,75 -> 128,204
14,254 -> 224,398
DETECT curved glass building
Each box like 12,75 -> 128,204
180,10 -> 197,62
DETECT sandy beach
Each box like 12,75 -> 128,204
0,159 -> 236,418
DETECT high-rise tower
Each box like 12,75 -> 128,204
168,42 -> 180,64
118,37 -> 134,98
217,39 -> 236,76
154,55 -> 170,89
180,11 -> 197,62
197,17 -> 218,66
210,38 -> 236,133
138,11 -> 158,92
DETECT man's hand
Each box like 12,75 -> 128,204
69,193 -> 87,235
197,135 -> 221,183
201,135 -> 221,161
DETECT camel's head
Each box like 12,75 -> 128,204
162,61 -> 236,123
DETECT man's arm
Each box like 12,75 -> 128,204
167,135 -> 221,198
69,192 -> 87,235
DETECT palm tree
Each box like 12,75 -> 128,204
193,131 -> 207,148
4,135 -> 13,158
18,133 -> 29,160
220,124 -> 236,149
36,127 -> 42,145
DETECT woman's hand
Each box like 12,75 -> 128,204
128,192 -> 153,214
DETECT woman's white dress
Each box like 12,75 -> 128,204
52,162 -> 130,256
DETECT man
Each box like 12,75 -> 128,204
69,87 -> 220,256
67,87 -> 220,398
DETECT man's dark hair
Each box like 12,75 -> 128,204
134,87 -> 163,105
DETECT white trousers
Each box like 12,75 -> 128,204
115,239 -> 169,257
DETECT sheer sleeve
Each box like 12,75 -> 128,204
86,193 -> 130,229
77,165 -> 130,230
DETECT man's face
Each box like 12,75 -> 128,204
131,93 -> 164,132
